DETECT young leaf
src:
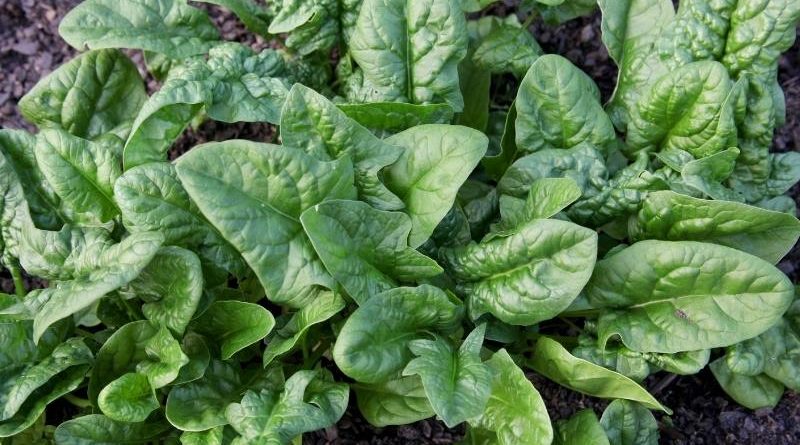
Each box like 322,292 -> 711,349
402,325 -> 492,428
384,124 -> 488,247
19,49 -> 146,140
98,373 -> 159,423
280,84 -> 403,210
553,409 -> 610,445
515,55 -> 615,155
333,285 -> 462,384
301,200 -> 442,304
354,376 -> 434,427
528,337 -> 669,412
468,349 -> 553,445
194,0 -> 271,37
440,219 -> 597,326
349,0 -> 468,110
630,191 -> 800,264
175,140 -> 357,307
586,240 -> 795,353
599,400 -> 659,445
710,358 -> 784,410
192,301 -> 275,360
59,0 -> 220,59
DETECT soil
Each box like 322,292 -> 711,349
1,0 -> 799,444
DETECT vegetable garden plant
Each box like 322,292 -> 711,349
1,0 -> 800,443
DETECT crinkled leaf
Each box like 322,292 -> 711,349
54,415 -> 173,445
599,400 -> 658,445
336,102 -> 454,134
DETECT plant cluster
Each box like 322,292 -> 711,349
1,0 -> 800,443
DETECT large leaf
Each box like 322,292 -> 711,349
468,349 -> 552,445
19,49 -> 146,140
349,0 -> 468,110
354,376 -> 434,427
301,200 -> 442,304
528,337 -> 668,412
440,219 -> 597,325
586,240 -> 795,353
515,55 -> 615,155
54,415 -> 173,445
225,370 -> 348,444
630,191 -> 800,264
32,232 -> 164,342
175,140 -> 356,307
280,84 -> 403,210
59,0 -> 220,59
383,124 -> 488,247
192,301 -> 275,360
710,358 -> 784,410
333,285 -> 462,384
403,325 -> 492,428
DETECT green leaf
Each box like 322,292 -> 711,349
19,49 -> 146,140
630,191 -> 800,264
175,140 -> 357,307
528,337 -> 669,412
494,177 -> 582,233
553,409 -> 610,445
194,0 -> 271,37
301,200 -> 442,304
127,246 -> 204,334
598,0 -> 674,128
166,360 -> 250,431
180,427 -> 227,445
626,61 -> 739,159
115,162 -> 247,278
54,415 -> 173,445
192,301 -> 275,360
33,232 -> 164,342
440,219 -> 597,326
515,55 -> 615,155
349,0 -> 468,111
472,22 -> 541,77
336,102 -> 455,134
586,240 -> 795,353
34,129 -> 121,224
384,124 -> 488,247
403,325 -> 491,428
225,370 -> 349,444
0,339 -> 92,437
269,0 -> 361,55
710,358 -> 784,410
280,84 -> 403,210
468,349 -> 552,445
481,104 -> 516,180
354,376 -> 434,427
97,373 -> 159,423
599,400 -> 658,445
333,285 -> 462,384
263,290 -> 344,366
59,0 -> 220,59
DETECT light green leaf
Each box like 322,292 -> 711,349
34,129 -> 121,224
54,415 -> 173,445
19,49 -> 146,140
333,285 -> 462,383
468,349 -> 552,445
528,337 -> 669,412
175,140 -> 357,307
195,0 -> 271,37
553,409 -> 610,445
354,376 -> 434,427
494,177 -> 581,233
710,358 -> 784,410
301,200 -> 442,304
403,325 -> 491,428
587,240 -> 795,353
472,23 -> 541,77
336,102 -> 454,134
225,370 -> 349,444
263,290 -> 344,366
33,232 -> 164,342
59,0 -> 220,59
384,124 -> 488,247
349,0 -> 468,111
192,301 -> 275,360
600,400 -> 658,445
515,55 -> 615,155
98,373 -> 159,423
630,191 -> 800,264
440,219 -> 597,326
280,84 -> 403,210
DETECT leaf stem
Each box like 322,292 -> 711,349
63,394 -> 93,409
9,262 -> 26,299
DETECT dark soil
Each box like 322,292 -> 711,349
1,0 -> 799,444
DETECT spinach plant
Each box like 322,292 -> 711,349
1,0 -> 800,443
